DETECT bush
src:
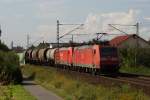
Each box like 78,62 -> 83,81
137,48 -> 150,67
119,48 -> 150,67
0,42 -> 9,51
119,48 -> 136,67
0,51 -> 22,84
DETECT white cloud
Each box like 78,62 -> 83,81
144,17 -> 150,21
79,9 -> 150,41
83,9 -> 139,35
69,9 -> 140,42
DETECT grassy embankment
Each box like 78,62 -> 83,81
22,64 -> 150,100
0,85 -> 36,100
120,66 -> 150,76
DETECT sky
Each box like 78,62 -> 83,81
0,0 -> 150,48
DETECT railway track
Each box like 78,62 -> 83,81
54,67 -> 150,96
102,73 -> 150,96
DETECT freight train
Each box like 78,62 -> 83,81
25,44 -> 120,74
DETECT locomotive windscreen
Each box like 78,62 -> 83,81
100,47 -> 117,57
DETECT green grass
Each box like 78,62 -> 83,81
22,64 -> 150,100
120,66 -> 150,76
0,85 -> 36,100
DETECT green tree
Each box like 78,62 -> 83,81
0,51 -> 22,84
0,42 -> 9,51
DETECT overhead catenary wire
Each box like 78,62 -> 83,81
0,25 -> 2,37
0,25 -> 2,43
57,20 -> 84,48
108,24 -> 129,35
59,24 -> 84,39
109,23 -> 136,27
27,34 -> 44,49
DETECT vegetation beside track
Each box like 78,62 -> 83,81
0,85 -> 36,100
119,48 -> 150,76
0,51 -> 22,84
22,64 -> 150,100
120,66 -> 150,76
0,42 -> 9,52
0,43 -> 33,99
119,48 -> 150,68
0,42 -> 22,84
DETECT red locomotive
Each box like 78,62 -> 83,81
25,44 -> 119,73
54,44 -> 119,73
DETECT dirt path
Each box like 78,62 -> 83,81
23,80 -> 63,100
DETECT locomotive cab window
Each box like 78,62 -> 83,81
100,47 -> 117,57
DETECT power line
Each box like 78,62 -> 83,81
59,24 -> 84,39
0,25 -> 2,37
68,34 -> 88,43
109,23 -> 136,26
57,20 -> 59,48
59,24 -> 84,25
108,24 -> 129,35
26,34 -> 44,49
108,23 -> 139,35
27,34 -> 30,49
57,20 -> 84,48
0,25 -> 2,43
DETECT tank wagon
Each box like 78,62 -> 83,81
47,48 -> 58,65
25,44 -> 119,73
25,49 -> 33,63
31,49 -> 39,64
